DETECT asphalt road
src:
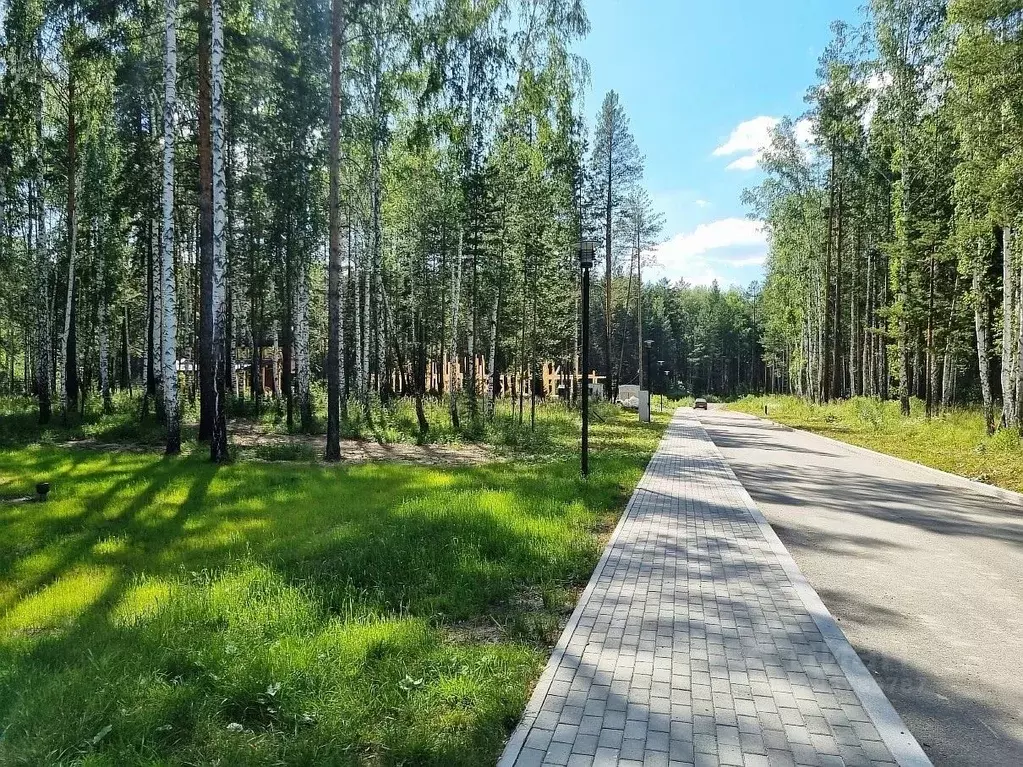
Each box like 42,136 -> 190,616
698,407 -> 1023,767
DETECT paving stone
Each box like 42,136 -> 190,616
499,412 -> 907,767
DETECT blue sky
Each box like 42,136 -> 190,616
575,0 -> 864,289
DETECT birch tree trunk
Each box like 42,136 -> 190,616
1001,225 -> 1017,429
1016,244 -> 1023,425
941,275 -> 958,413
61,71 -> 79,420
974,243 -> 995,435
362,262 -> 371,417
209,0 -> 229,461
161,0 -> 181,453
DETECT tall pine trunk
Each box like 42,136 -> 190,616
448,230 -> 463,430
832,182 -> 843,400
98,222 -> 111,412
197,0 -> 214,441
325,0 -> 344,461
35,176 -> 51,423
295,255 -> 311,431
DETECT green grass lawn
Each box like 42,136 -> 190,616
0,403 -> 669,766
728,395 -> 1023,494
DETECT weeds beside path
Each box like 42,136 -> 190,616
728,395 -> 1023,495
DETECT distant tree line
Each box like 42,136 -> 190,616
749,0 -> 1023,433
0,0 -> 767,458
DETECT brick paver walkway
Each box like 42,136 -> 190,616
499,410 -> 930,767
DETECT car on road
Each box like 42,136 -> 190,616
694,398 -> 708,410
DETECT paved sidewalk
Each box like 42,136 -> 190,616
499,410 -> 930,767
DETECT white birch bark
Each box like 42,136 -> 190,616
153,220 -> 163,395
362,263 -> 370,403
161,0 -> 181,452
1017,247 -> 1023,424
210,0 -> 229,460
1001,226 -> 1017,428
974,240 -> 995,435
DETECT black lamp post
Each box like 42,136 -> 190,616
643,339 -> 654,391
657,361 -> 665,412
578,238 -> 599,477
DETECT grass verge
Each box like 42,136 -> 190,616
728,395 -> 1023,494
0,405 -> 669,765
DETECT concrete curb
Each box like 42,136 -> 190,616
696,412 -> 934,767
496,411 -> 675,767
725,407 -> 1023,510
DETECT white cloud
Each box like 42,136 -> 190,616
650,218 -> 767,286
725,155 -> 760,172
713,116 -> 779,159
694,199 -> 710,208
862,72 -> 890,129
715,116 -> 817,171
794,118 -> 815,147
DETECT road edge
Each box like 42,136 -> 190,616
696,412 -> 934,767
721,406 -> 1023,509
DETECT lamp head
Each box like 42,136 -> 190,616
577,239 -> 600,269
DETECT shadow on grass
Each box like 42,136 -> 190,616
0,427 -> 657,766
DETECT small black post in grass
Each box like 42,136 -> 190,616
657,361 -> 665,412
577,238 -> 599,478
35,482 -> 50,502
642,339 -> 654,423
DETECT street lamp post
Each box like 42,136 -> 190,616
642,339 -> 654,423
644,340 -> 654,391
578,239 -> 599,478
657,360 -> 665,412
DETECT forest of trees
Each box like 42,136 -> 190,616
750,0 -> 1023,434
0,0 -> 765,459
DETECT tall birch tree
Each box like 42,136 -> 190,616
161,0 -> 180,453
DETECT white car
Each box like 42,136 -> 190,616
694,398 -> 708,410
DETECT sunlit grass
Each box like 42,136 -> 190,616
0,404 -> 670,765
729,395 -> 1023,493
